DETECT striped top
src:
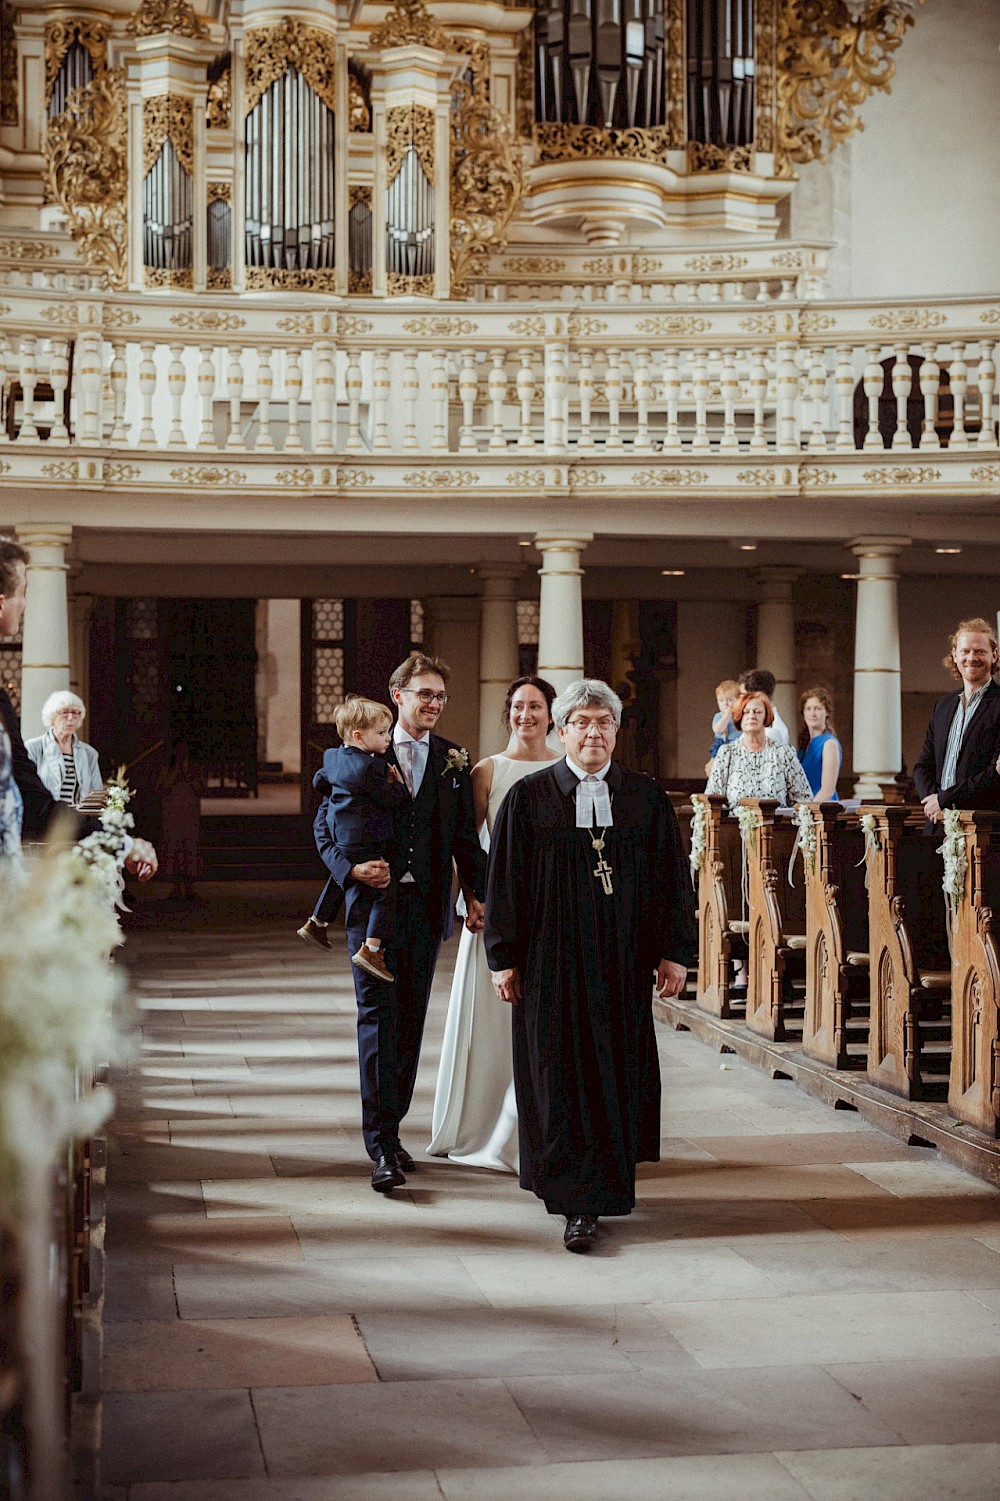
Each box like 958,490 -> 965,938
58,749 -> 78,805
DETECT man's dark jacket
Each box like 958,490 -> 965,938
323,731 -> 485,941
913,677 -> 1000,811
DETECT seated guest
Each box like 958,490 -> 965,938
797,686 -> 842,801
25,691 -> 103,807
914,616 -> 1000,825
706,690 -> 812,813
705,678 -> 740,775
739,669 -> 790,745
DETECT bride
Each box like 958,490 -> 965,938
428,675 -> 559,1170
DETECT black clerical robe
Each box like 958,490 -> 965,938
484,758 -> 696,1217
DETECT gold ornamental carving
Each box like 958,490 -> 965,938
45,18 -> 108,104
207,59 -> 231,130
868,307 -> 945,332
339,468 -> 375,487
755,0 -> 777,154
143,95 -> 194,176
450,66 -> 524,294
403,316 -> 477,336
402,470 -> 479,488
862,465 -> 941,484
737,468 -> 778,485
506,256 -> 566,275
801,310 -> 837,333
665,0 -> 684,146
388,272 -> 436,297
387,103 -> 435,186
800,465 -> 837,485
126,0 -> 209,39
339,314 -> 374,336
776,0 -> 921,174
43,71 -> 127,288
207,181 -> 232,204
533,121 -> 673,165
636,313 -> 711,335
970,464 -> 1000,484
170,309 -> 244,332
350,184 -> 373,209
632,469 -> 709,487
245,267 -> 340,292
508,316 -> 546,337
146,267 -> 193,289
370,0 -> 448,52
1,3 -> 17,127
685,252 -> 749,273
348,71 -> 371,132
276,469 -> 315,487
104,306 -> 141,328
170,465 -> 246,485
207,267 -> 232,290
0,239 -> 57,262
244,19 -> 337,117
687,142 -> 754,174
349,270 -> 373,294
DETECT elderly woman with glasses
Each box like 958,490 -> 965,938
484,678 -> 696,1253
705,689 -> 813,814
24,690 -> 103,807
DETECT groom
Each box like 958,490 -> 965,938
327,652 -> 486,1192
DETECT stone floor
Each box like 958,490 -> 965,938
98,885 -> 1000,1500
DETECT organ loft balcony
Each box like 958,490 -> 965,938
0,0 -> 993,529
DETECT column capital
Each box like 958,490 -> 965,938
16,523 -> 73,551
534,534 -> 592,556
753,565 -> 801,599
848,535 -> 911,560
477,564 -> 525,596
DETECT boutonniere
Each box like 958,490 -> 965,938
441,747 -> 469,778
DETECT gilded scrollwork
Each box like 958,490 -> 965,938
533,122 -> 673,164
370,0 -> 448,52
687,141 -> 754,173
1,3 -> 17,127
207,57 -> 231,130
450,67 -> 524,295
755,0 -> 777,153
207,181 -> 232,203
207,267 -> 232,290
43,70 -> 127,288
348,70 -> 371,132
145,267 -> 193,289
45,18 -> 108,104
665,0 -> 685,145
125,0 -> 209,39
143,95 -> 194,177
245,266 -> 339,292
349,184 -> 372,208
776,0 -> 920,174
244,18 -> 337,117
387,103 -> 435,187
388,272 -> 436,297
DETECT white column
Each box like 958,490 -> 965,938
18,525 -> 72,739
755,566 -> 800,734
850,536 -> 911,799
535,535 -> 591,697
478,566 -> 522,757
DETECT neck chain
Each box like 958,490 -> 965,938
587,825 -> 614,896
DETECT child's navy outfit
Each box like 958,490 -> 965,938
317,744 -> 408,945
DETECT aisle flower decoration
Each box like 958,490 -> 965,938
736,804 -> 759,915
70,767 -> 134,912
793,803 -> 817,878
938,807 -> 968,919
689,795 -> 707,886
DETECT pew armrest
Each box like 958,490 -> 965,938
917,969 -> 951,990
729,919 -> 750,936
784,934 -> 807,951
845,951 -> 870,968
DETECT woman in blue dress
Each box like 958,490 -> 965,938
798,686 -> 842,801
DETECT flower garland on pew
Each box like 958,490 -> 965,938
736,804 -> 760,918
689,795 -> 707,887
0,778 -> 132,1495
938,807 -> 968,921
791,803 -> 816,882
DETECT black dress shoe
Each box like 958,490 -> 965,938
371,1153 -> 406,1193
563,1215 -> 599,1252
393,1143 -> 417,1172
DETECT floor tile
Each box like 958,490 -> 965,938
101,1390 -> 265,1484
436,1453 -> 816,1501
174,1254 -> 490,1319
775,1443 -> 1000,1501
102,1314 -> 377,1390
687,1132 -> 936,1165
823,1356 -> 1000,1445
252,1380 -> 548,1475
127,1477 -> 445,1501
106,1214 -> 301,1264
649,1289 -> 1000,1368
730,1233 -> 1000,1294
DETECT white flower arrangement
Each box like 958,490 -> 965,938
689,795 -> 708,886
860,812 -> 880,859
442,747 -> 470,777
938,807 -> 968,918
794,803 -> 817,877
736,803 -> 760,854
0,840 -> 125,1218
70,769 -> 134,912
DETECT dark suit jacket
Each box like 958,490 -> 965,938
319,744 -> 408,850
324,731 -> 486,941
0,686 -> 99,839
913,678 -> 1000,811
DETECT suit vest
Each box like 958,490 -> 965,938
396,748 -> 439,894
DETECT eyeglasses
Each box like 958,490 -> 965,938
403,689 -> 449,705
565,716 -> 616,732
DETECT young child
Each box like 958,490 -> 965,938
310,695 -> 409,983
709,679 -> 740,761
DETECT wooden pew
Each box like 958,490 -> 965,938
741,799 -> 808,1042
865,806 -> 952,1100
948,811 -> 1000,1136
800,803 -> 871,1070
694,795 -> 744,1018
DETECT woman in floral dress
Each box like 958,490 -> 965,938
706,691 -> 813,812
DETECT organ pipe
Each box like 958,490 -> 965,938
386,147 -> 433,280
244,66 -> 335,271
48,40 -> 94,117
535,0 -> 667,129
686,0 -> 755,147
143,138 -> 193,271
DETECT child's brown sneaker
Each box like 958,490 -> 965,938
352,946 -> 395,983
297,918 -> 330,950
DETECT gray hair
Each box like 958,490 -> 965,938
42,690 -> 85,728
551,679 -> 623,731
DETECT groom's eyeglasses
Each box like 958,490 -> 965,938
403,689 -> 449,705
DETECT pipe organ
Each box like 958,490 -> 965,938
244,67 -> 336,273
686,0 -> 755,148
534,0 -> 668,129
143,135 -> 193,274
48,40 -> 95,118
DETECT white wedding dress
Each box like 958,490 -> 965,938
428,753 -> 553,1171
